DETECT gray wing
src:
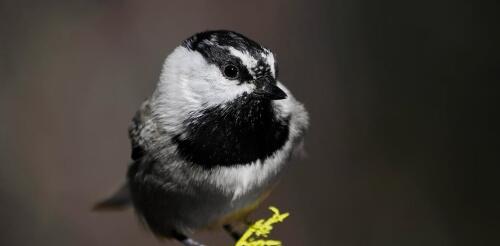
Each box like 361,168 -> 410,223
93,100 -> 155,211
129,99 -> 155,161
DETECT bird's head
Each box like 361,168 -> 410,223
156,30 -> 286,109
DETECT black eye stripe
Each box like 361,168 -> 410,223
184,32 -> 263,64
183,30 -> 277,81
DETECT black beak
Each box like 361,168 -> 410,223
254,76 -> 287,100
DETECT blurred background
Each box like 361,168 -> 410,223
1,0 -> 498,245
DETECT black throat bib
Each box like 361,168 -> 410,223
173,94 -> 290,168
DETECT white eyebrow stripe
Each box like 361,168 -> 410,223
227,47 -> 258,76
263,52 -> 276,78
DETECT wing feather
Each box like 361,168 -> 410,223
128,100 -> 155,161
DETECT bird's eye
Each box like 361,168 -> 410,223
223,65 -> 239,79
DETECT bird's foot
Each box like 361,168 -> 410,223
223,224 -> 242,241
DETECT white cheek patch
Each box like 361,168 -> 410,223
154,46 -> 256,130
202,73 -> 255,106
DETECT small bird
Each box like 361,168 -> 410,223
95,30 -> 309,246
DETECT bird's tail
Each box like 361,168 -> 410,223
93,183 -> 131,211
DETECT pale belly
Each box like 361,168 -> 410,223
170,173 -> 278,233
137,141 -> 294,236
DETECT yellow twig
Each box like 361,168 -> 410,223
235,206 -> 289,246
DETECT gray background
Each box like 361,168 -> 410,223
1,0 -> 498,246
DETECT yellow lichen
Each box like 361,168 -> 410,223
235,206 -> 289,246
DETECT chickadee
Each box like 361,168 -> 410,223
95,30 -> 309,246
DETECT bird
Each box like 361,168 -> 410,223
94,30 -> 309,246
